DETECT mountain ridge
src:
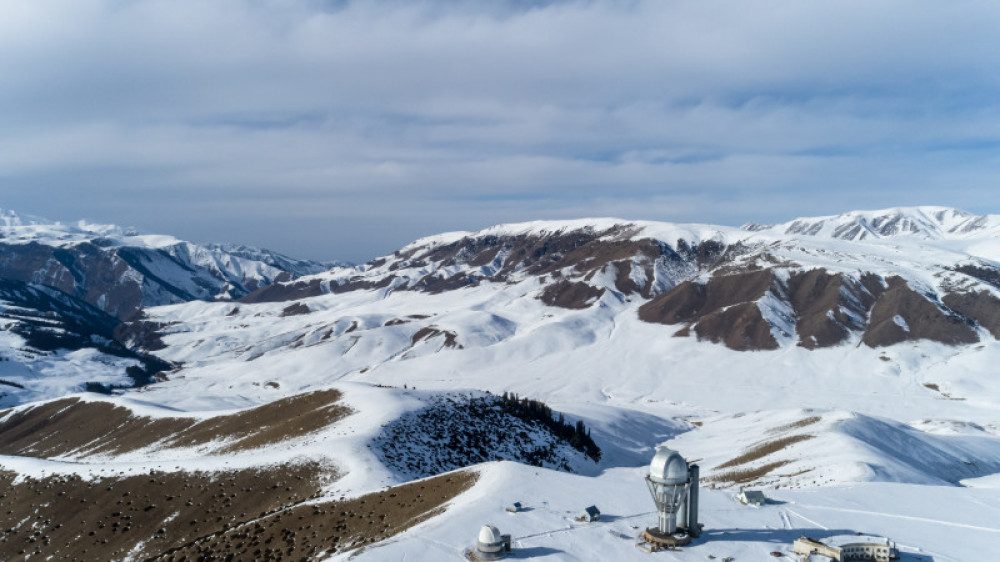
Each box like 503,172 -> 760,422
226,206 -> 1000,354
3,206 -> 1000,561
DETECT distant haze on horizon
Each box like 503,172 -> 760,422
3,1 -> 1000,263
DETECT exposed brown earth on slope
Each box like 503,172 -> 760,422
942,290 -> 1000,339
952,264 -> 1000,289
692,302 -> 780,351
0,390 -> 349,458
862,277 -> 979,347
637,266 -> 991,351
149,470 -> 477,561
638,270 -> 774,326
241,278 -> 326,303
538,280 -> 606,309
0,242 -> 144,319
786,270 -> 877,349
638,269 -> 779,350
242,228 -> 730,306
785,270 -> 851,349
612,260 -> 655,297
411,326 -> 462,349
280,303 -> 311,317
0,463 -> 335,561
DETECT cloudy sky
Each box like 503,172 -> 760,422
3,0 -> 1000,262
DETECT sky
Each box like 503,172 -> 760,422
3,0 -> 1000,263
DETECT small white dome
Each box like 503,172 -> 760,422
649,447 -> 688,485
478,524 -> 502,546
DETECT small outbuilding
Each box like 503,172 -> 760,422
582,505 -> 601,522
737,489 -> 767,506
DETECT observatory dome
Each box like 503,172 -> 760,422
649,447 -> 688,485
477,524 -> 503,552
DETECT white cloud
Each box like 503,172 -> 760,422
2,0 -> 1000,261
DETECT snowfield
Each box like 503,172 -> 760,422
3,207 -> 1000,560
339,462 -> 1000,562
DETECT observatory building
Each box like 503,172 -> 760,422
473,524 -> 511,560
639,447 -> 701,551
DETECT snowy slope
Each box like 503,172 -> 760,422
231,206 -> 1000,356
2,207 -> 1000,560
343,461 -> 1000,562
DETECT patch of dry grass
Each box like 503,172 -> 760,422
0,465 -> 477,562
150,470 -> 478,561
708,461 -> 791,485
767,416 -> 822,434
0,389 -> 350,458
716,434 -> 814,470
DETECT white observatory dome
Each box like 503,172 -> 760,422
649,447 -> 688,485
478,524 -> 503,553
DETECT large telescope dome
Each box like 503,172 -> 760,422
649,447 -> 688,485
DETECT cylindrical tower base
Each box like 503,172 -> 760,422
642,527 -> 691,548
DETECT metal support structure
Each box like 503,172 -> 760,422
640,447 -> 702,552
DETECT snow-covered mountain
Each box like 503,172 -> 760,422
0,209 -> 333,319
0,210 -> 336,405
227,206 -> 1000,354
3,206 -> 1000,561
745,206 -> 1000,240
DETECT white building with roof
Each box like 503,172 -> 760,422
736,489 -> 767,506
793,534 -> 897,562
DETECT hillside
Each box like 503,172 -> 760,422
1,206 -> 1000,561
0,210 -> 335,406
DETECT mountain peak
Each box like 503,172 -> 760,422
745,206 -> 996,242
